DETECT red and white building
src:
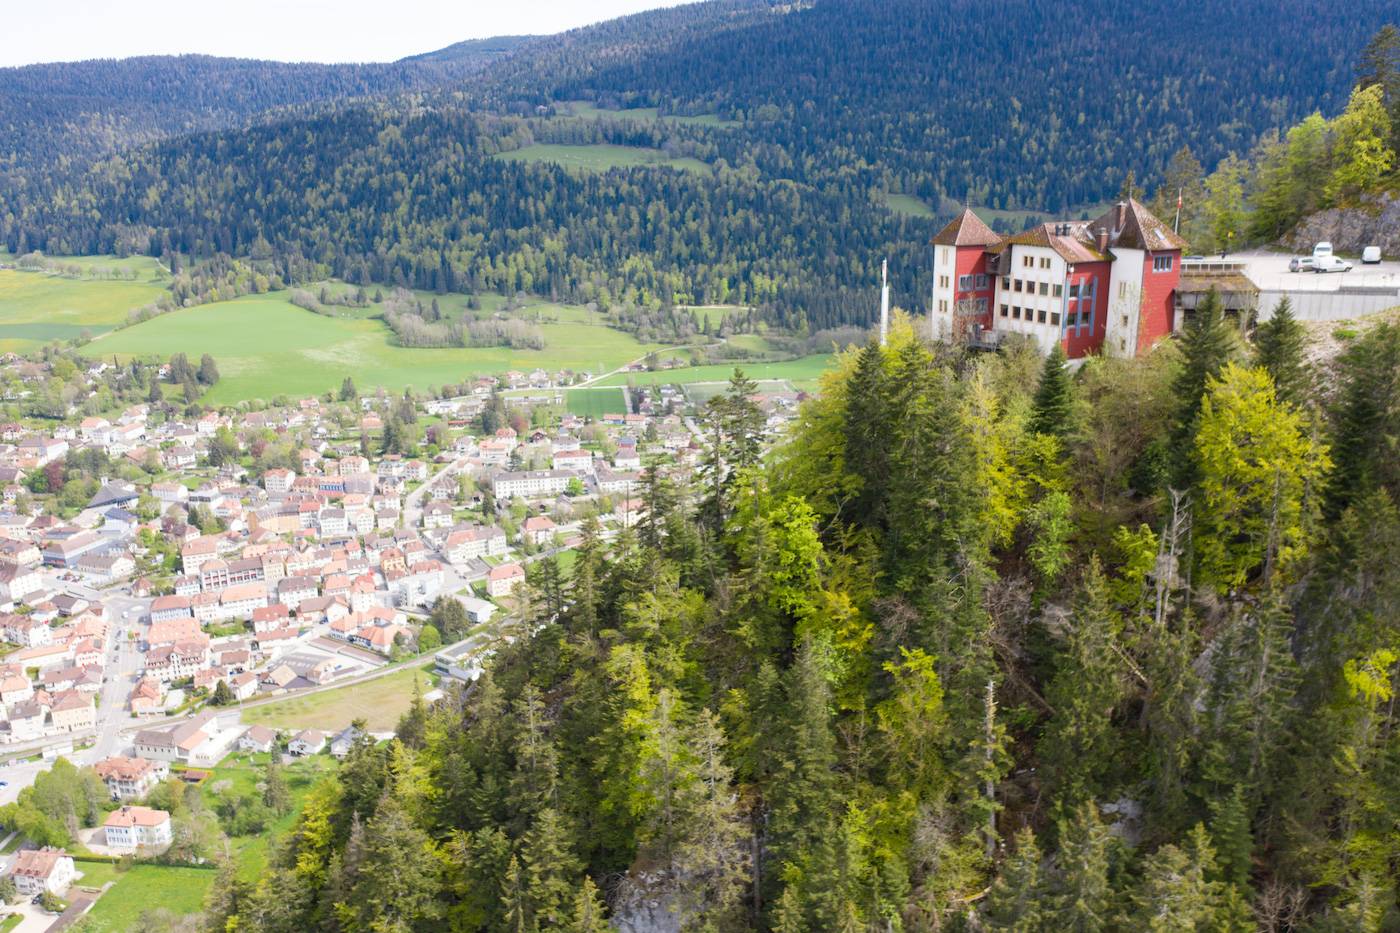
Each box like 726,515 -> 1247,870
930,199 -> 1186,359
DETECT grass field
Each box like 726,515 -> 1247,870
555,100 -> 739,128
201,752 -> 337,882
684,379 -> 796,404
78,865 -> 215,930
242,665 -> 436,732
0,260 -> 168,352
593,354 -> 834,388
562,387 -> 627,418
92,293 -> 666,404
880,193 -> 938,219
494,144 -> 711,174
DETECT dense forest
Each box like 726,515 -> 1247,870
2,1 -> 1394,332
198,303 -> 1400,931
0,54 -> 488,174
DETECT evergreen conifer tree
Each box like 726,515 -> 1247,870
1028,343 -> 1074,440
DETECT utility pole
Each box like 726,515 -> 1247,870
879,258 -> 890,346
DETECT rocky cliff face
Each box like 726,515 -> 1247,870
1285,193 -> 1400,257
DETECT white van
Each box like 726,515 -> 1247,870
1362,246 -> 1381,264
1313,241 -> 1333,260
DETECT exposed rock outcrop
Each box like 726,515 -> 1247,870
1284,193 -> 1400,258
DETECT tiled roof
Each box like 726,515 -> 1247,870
1090,198 -> 1189,252
932,208 -> 1001,247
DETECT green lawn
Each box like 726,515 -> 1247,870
78,866 -> 215,931
242,665 -> 437,732
494,144 -> 711,175
880,193 -> 937,219
0,261 -> 168,352
90,293 -> 665,404
562,387 -> 627,418
201,752 -> 337,882
593,354 -> 835,388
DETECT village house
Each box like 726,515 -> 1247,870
9,847 -> 75,896
102,806 -> 173,852
487,563 -> 526,599
94,756 -> 169,800
444,525 -> 508,564
238,724 -> 277,754
288,729 -> 325,756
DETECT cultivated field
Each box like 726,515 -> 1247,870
93,293 -> 666,404
0,257 -> 168,352
241,665 -> 437,732
494,143 -> 711,174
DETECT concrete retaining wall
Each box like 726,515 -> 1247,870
1256,288 -> 1400,323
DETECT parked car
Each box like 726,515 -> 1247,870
1362,246 -> 1381,264
1289,257 -> 1315,272
1313,255 -> 1353,273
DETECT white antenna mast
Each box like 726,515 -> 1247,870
879,259 -> 890,346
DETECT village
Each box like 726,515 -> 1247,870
0,355 -> 804,928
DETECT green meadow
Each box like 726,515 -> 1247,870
76,865 -> 215,931
880,192 -> 938,219
0,256 -> 168,352
563,387 -> 628,418
494,144 -> 711,174
556,100 -> 740,128
93,292 -> 666,404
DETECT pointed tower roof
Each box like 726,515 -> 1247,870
1090,198 -> 1188,252
932,207 -> 1001,247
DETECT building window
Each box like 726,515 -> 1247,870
958,274 -> 974,291
1002,276 -> 1010,289
1012,307 -> 1021,319
1053,284 -> 1063,297
938,299 -> 948,313
1038,282 -> 1049,296
1039,256 -> 1051,269
1038,309 -> 1047,323
1000,304 -> 1009,317
938,275 -> 949,289
1068,283 -> 1080,299
1023,255 -> 1033,268
1153,254 -> 1174,272
1051,311 -> 1061,326
974,274 -> 989,289
1014,279 -> 1023,292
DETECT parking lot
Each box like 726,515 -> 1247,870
1234,249 -> 1400,291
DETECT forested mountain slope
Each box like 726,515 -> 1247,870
2,0 -> 1394,329
0,54 -> 479,173
205,308 -> 1400,931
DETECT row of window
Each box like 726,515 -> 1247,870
998,305 -> 1097,329
1153,255 -> 1174,272
956,273 -> 991,291
1003,277 -> 1063,297
1021,255 -> 1053,270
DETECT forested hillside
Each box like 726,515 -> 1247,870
203,306 -> 1400,931
3,0 -> 1394,331
0,54 -> 480,173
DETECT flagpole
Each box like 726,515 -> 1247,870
1174,187 -> 1182,234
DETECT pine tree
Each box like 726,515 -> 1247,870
984,827 -> 1047,930
340,376 -> 357,401
1253,297 -> 1310,408
842,341 -> 892,530
521,808 -> 583,929
1045,803 -> 1115,933
1123,825 -> 1223,931
262,758 -> 290,816
1039,559 -> 1125,815
1169,287 -> 1237,489
1028,343 -> 1074,440
566,876 -> 611,933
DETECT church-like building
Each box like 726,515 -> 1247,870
929,199 -> 1187,359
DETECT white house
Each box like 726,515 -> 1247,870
102,806 -> 172,852
9,848 -> 74,896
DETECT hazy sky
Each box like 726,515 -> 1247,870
2,0 -> 692,67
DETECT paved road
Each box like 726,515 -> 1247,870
402,457 -> 468,528
1233,249 -> 1400,291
